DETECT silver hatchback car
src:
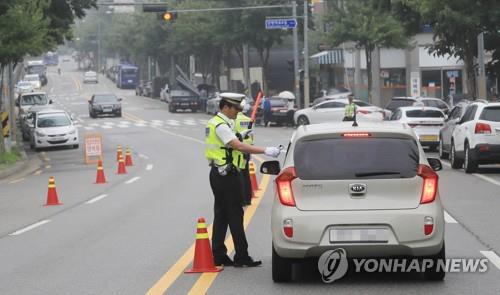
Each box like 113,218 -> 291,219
261,122 -> 445,282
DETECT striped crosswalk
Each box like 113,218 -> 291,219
74,118 -> 208,131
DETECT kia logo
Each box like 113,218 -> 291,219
349,183 -> 367,194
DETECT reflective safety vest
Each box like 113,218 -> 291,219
205,115 -> 245,169
234,112 -> 253,168
344,102 -> 356,118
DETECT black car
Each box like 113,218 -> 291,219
256,97 -> 294,126
89,94 -> 122,118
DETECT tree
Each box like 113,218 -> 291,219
323,0 -> 410,103
408,0 -> 500,97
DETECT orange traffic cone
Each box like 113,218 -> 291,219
95,159 -> 106,184
116,145 -> 123,162
185,218 -> 223,273
249,161 -> 259,198
125,147 -> 133,166
45,176 -> 62,206
117,154 -> 127,174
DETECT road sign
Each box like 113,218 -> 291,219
265,18 -> 297,29
84,133 -> 103,164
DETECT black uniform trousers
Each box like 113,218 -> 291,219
209,167 -> 249,261
241,160 -> 252,205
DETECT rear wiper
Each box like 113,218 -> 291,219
355,171 -> 401,177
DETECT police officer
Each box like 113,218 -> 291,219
234,110 -> 253,206
343,94 -> 357,122
205,93 -> 281,267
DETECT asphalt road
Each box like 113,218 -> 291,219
0,60 -> 499,295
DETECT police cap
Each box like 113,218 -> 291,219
220,92 -> 245,109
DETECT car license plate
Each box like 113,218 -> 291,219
181,103 -> 189,106
128,80 -> 133,83
330,228 -> 389,243
52,137 -> 64,141
103,108 -> 112,113
420,135 -> 438,142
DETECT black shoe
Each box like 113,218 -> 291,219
214,255 -> 234,267
234,256 -> 262,267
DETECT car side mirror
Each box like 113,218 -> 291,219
260,160 -> 281,175
49,99 -> 53,104
118,98 -> 123,102
444,114 -> 448,121
427,158 -> 442,171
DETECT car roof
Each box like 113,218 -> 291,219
293,122 -> 415,141
418,97 -> 442,101
20,91 -> 47,97
36,109 -> 67,115
471,100 -> 500,107
391,96 -> 417,101
28,105 -> 55,112
397,106 -> 444,112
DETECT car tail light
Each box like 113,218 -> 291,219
418,164 -> 438,204
275,167 -> 297,207
357,109 -> 371,114
479,145 -> 490,152
475,122 -> 492,134
424,216 -> 434,235
342,132 -> 371,137
283,219 -> 293,238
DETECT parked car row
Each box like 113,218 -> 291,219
135,80 -> 153,97
17,93 -> 79,151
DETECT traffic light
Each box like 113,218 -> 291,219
158,11 -> 177,22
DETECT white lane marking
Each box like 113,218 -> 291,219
9,178 -> 25,184
473,173 -> 500,187
125,176 -> 141,184
166,120 -> 180,126
103,121 -> 115,125
444,211 -> 458,223
183,120 -> 197,126
139,154 -> 149,159
151,125 -> 204,144
50,87 -> 54,93
117,125 -> 129,128
119,121 -> 131,125
146,164 -> 153,171
442,160 -> 500,187
151,120 -> 164,123
480,251 -> 500,270
86,194 -> 108,204
135,123 -> 147,127
70,102 -> 87,105
9,220 -> 51,236
101,125 -> 112,129
84,126 -> 95,130
89,123 -> 99,127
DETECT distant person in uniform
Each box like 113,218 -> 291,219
343,94 -> 357,122
262,96 -> 272,127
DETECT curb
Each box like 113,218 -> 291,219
0,150 -> 39,180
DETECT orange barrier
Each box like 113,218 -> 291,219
117,154 -> 127,175
185,218 -> 223,273
95,159 -> 107,184
45,176 -> 62,206
116,145 -> 123,162
249,161 -> 259,198
125,147 -> 133,166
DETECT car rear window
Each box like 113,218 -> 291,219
386,100 -> 414,111
480,107 -> 500,122
21,94 -> 48,106
406,110 -> 444,118
270,99 -> 286,107
294,137 -> 419,180
94,95 -> 118,103
354,101 -> 371,107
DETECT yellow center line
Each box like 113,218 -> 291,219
146,174 -> 270,295
187,175 -> 271,295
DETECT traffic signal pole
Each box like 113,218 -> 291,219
292,1 -> 300,108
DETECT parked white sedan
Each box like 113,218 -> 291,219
294,98 -> 388,125
390,106 -> 445,151
29,109 -> 79,151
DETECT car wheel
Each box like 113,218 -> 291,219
464,143 -> 478,173
272,244 -> 293,283
438,136 -> 448,159
297,115 -> 310,126
450,141 -> 463,169
73,144 -> 79,149
423,243 -> 446,281
116,111 -> 122,117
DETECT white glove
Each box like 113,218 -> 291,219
265,146 -> 281,158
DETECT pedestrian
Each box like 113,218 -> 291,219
490,93 -> 498,102
263,96 -> 272,127
235,110 -> 253,206
205,92 -> 281,267
343,94 -> 357,122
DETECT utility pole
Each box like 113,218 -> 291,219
243,43 -> 251,97
477,32 -> 487,98
303,0 -> 310,107
97,5 -> 102,73
147,56 -> 151,81
292,1 -> 300,108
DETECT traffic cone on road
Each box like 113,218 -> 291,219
116,145 -> 123,162
185,218 -> 223,274
249,161 -> 259,198
125,147 -> 133,166
45,176 -> 62,206
117,154 -> 127,175
95,159 -> 107,184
